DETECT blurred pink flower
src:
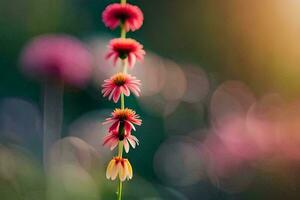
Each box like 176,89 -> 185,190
216,116 -> 261,161
203,135 -> 248,177
21,34 -> 92,87
106,38 -> 145,68
102,72 -> 141,103
103,108 -> 142,133
103,130 -> 139,153
102,3 -> 143,32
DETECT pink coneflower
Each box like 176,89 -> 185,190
102,3 -> 143,32
106,156 -> 133,181
20,34 -> 92,87
106,38 -> 145,68
103,108 -> 142,133
102,72 -> 141,103
103,130 -> 139,153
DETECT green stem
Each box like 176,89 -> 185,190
122,59 -> 128,74
117,61 -> 126,200
118,181 -> 123,200
116,134 -> 124,200
121,24 -> 126,39
116,3 -> 127,199
118,141 -> 123,157
121,94 -> 125,110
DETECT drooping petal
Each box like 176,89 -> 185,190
119,162 -> 126,181
103,133 -> 115,145
121,85 -> 130,96
125,159 -> 133,179
123,139 -> 130,153
106,159 -> 115,179
110,161 -> 119,180
110,140 -> 119,151
125,121 -> 135,132
113,87 -> 122,103
127,53 -> 136,68
127,134 -> 139,148
108,121 -> 120,132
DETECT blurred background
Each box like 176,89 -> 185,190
1,0 -> 300,199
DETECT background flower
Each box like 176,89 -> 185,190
20,34 -> 92,87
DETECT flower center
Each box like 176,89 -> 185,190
113,74 -> 126,86
118,50 -> 129,59
113,108 -> 135,122
115,12 -> 130,23
117,112 -> 128,121
114,156 -> 124,164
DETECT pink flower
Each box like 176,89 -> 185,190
103,108 -> 142,133
103,130 -> 139,153
20,34 -> 92,87
106,38 -> 145,68
102,72 -> 141,103
102,3 -> 143,32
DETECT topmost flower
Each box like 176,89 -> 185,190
102,3 -> 144,32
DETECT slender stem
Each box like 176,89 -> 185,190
122,59 -> 128,74
118,141 -> 124,157
121,24 -> 126,39
116,2 -> 128,200
118,181 -> 123,200
121,94 -> 125,110
43,82 -> 63,171
117,65 -> 126,200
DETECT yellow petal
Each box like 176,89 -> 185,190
125,159 -> 133,179
119,163 -> 126,181
111,161 -> 119,180
106,159 -> 115,179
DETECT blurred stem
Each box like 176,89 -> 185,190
121,0 -> 126,4
43,81 -> 63,170
122,59 -> 128,74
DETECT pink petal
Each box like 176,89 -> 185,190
124,139 -> 130,153
121,85 -> 130,96
125,121 -> 134,132
113,87 -> 121,103
109,121 -> 120,132
110,140 -> 119,150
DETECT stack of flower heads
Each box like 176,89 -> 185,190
100,1 -> 145,199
